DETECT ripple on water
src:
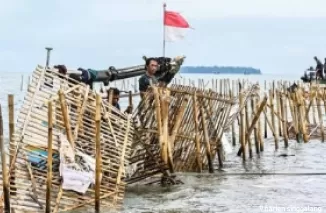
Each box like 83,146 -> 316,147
121,139 -> 326,213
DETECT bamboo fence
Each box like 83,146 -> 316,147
0,65 -> 134,212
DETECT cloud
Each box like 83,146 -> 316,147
2,0 -> 326,74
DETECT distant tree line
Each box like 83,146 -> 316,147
180,66 -> 262,74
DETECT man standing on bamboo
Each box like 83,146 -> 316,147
138,58 -> 161,99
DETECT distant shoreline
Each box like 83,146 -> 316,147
180,66 -> 262,75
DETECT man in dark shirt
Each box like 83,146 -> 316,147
108,88 -> 121,110
106,88 -> 133,114
138,58 -> 160,99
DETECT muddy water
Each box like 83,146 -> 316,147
120,139 -> 326,213
2,72 -> 326,212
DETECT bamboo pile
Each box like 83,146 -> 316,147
227,80 -> 326,162
286,83 -> 326,142
1,65 -> 134,212
126,83 -> 258,184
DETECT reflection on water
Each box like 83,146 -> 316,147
121,139 -> 326,213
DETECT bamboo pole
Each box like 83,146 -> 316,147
296,89 -> 309,143
95,94 -> 102,213
192,92 -> 202,172
239,92 -> 246,161
153,87 -> 166,167
200,107 -> 214,173
252,96 -> 260,155
73,86 -> 90,140
58,89 -> 74,148
238,80 -> 242,147
245,96 -> 253,158
8,95 -> 16,196
280,93 -> 289,147
128,91 -> 133,113
264,80 -> 267,138
45,101 -> 53,213
269,89 -> 279,149
312,92 -> 317,125
316,88 -> 324,142
160,89 -> 171,170
276,89 -> 283,137
231,80 -> 236,146
283,83 -> 290,144
257,95 -> 264,152
170,99 -> 188,149
0,105 -> 10,213
289,93 -> 301,142
237,96 -> 268,156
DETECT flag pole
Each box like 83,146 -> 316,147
163,2 -> 166,57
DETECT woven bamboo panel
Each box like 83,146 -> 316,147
3,65 -> 133,212
126,84 -> 236,183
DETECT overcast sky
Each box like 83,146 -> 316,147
2,0 -> 326,74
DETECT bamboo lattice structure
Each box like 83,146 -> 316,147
2,65 -> 134,212
125,84 -> 258,184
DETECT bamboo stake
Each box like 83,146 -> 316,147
128,91 -> 133,113
316,88 -> 325,142
312,93 -> 317,125
239,92 -> 246,161
245,96 -> 253,158
0,105 -> 10,213
153,87 -> 165,165
238,80 -> 242,146
73,86 -> 90,141
200,107 -> 214,173
231,80 -> 236,146
276,90 -> 282,137
264,80 -> 267,138
296,89 -> 309,143
192,92 -> 202,172
8,95 -> 16,196
160,89 -> 171,170
58,89 -> 74,148
283,83 -> 290,143
280,93 -> 289,147
252,96 -> 260,155
113,117 -> 131,205
257,95 -> 264,152
95,94 -> 102,213
170,99 -> 188,149
263,109 -> 278,143
237,96 -> 268,155
294,103 -> 302,142
45,101 -> 53,213
269,89 -> 279,149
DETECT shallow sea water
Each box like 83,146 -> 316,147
1,71 -> 326,213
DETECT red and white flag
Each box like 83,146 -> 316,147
164,10 -> 190,42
